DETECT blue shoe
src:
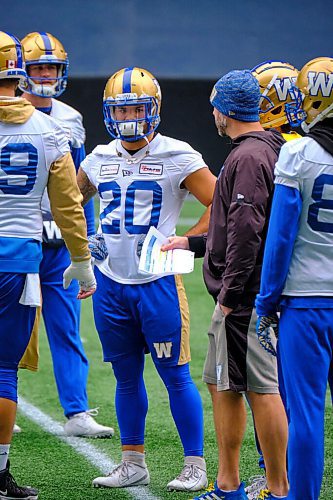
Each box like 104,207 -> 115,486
191,481 -> 248,499
258,489 -> 287,500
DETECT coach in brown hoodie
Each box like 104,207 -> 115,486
163,70 -> 288,499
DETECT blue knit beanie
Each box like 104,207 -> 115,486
210,69 -> 260,122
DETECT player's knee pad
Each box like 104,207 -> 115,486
0,367 -> 18,402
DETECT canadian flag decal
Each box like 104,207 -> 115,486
6,60 -> 17,69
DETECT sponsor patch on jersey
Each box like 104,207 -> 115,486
139,163 -> 163,175
122,169 -> 133,177
100,164 -> 120,176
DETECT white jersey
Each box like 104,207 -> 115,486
81,133 -> 207,284
50,99 -> 85,148
41,99 -> 85,218
0,108 -> 69,242
275,136 -> 333,295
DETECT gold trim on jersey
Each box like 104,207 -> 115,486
174,274 -> 191,365
19,306 -> 41,371
48,152 -> 90,262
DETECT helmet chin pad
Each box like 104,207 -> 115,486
31,82 -> 57,97
118,121 -> 145,137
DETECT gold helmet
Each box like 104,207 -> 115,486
0,31 -> 26,81
103,67 -> 161,141
252,60 -> 298,129
19,32 -> 68,97
286,57 -> 333,132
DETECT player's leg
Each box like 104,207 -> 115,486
246,308 -> 288,498
278,306 -> 331,500
328,359 -> 333,405
41,247 -> 113,437
92,268 -> 149,488
0,272 -> 38,498
141,275 -> 207,492
201,305 -> 255,496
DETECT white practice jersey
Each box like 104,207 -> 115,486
40,99 -> 85,218
0,108 -> 69,242
275,136 -> 333,295
81,133 -> 207,284
50,99 -> 85,148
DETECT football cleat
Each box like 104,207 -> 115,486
190,481 -> 248,499
245,475 -> 267,500
167,463 -> 208,492
92,461 -> 150,488
13,424 -> 21,434
0,461 -> 38,499
258,488 -> 287,499
63,409 -> 114,438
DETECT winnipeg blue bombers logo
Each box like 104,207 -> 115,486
273,77 -> 297,101
308,71 -> 333,97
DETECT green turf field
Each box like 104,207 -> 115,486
15,198 -> 333,499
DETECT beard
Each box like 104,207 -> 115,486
215,115 -> 228,137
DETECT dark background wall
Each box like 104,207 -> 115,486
5,0 -> 332,173
6,0 -> 332,78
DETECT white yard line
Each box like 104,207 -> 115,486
177,217 -> 197,226
18,396 -> 161,500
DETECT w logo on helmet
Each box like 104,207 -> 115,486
308,71 -> 333,97
273,77 -> 297,101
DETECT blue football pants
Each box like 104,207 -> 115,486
40,246 -> 89,417
278,306 -> 333,500
0,273 -> 36,402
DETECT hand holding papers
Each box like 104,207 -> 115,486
139,227 -> 194,276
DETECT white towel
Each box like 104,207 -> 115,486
19,273 -> 41,307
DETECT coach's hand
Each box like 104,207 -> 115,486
161,236 -> 189,251
88,233 -> 108,261
256,313 -> 279,356
63,260 -> 96,299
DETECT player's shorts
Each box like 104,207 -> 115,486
203,304 -> 279,393
0,273 -> 37,369
93,267 -> 190,366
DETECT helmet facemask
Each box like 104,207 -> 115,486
20,59 -> 68,98
103,93 -> 160,142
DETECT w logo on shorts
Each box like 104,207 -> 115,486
153,342 -> 173,358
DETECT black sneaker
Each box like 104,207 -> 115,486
0,462 -> 38,499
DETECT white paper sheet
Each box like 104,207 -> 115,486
139,227 -> 194,276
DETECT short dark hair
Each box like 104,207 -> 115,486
0,78 -> 19,88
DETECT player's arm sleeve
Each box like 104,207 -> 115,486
255,184 -> 302,315
47,152 -> 90,262
188,234 -> 207,258
256,144 -> 303,315
71,145 -> 95,236
218,156 -> 272,309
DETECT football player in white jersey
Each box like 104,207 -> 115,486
256,57 -> 333,499
0,31 -> 95,499
18,32 -> 113,438
77,67 -> 217,491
